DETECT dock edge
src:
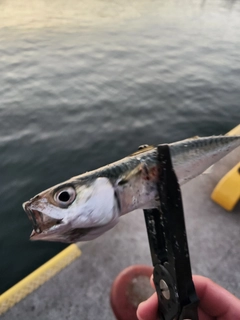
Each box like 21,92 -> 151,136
0,244 -> 81,315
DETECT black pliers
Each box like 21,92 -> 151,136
144,144 -> 199,320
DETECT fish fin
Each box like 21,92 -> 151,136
130,145 -> 154,156
117,164 -> 143,185
141,163 -> 158,181
203,164 -> 214,175
117,163 -> 157,185
180,135 -> 200,142
138,144 -> 149,150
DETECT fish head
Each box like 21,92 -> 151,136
23,177 -> 120,243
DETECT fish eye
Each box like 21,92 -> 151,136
54,186 -> 76,206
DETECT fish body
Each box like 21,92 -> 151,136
23,135 -> 240,243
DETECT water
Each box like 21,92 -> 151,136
0,0 -> 240,294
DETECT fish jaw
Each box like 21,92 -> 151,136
27,220 -> 119,243
23,177 -> 120,243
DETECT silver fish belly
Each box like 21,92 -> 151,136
23,135 -> 240,243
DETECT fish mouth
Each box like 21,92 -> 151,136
23,201 -> 94,243
22,194 -> 119,243
23,201 -> 63,240
28,213 -> 93,243
27,208 -> 63,239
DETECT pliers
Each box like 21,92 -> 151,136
143,144 -> 199,320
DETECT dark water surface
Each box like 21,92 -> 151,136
1,0 -> 240,293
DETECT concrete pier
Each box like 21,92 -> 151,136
1,144 -> 239,320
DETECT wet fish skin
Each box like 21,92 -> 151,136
169,135 -> 240,184
23,135 -> 240,243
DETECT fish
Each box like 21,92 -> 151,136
23,135 -> 240,243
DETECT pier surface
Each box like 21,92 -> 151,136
1,144 -> 240,320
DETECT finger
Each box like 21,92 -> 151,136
193,275 -> 240,318
197,307 -> 212,320
137,292 -> 158,320
150,274 -> 155,289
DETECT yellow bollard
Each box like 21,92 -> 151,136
211,162 -> 240,211
211,124 -> 240,211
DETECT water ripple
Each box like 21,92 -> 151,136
0,0 -> 240,293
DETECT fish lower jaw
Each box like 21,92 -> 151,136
25,205 -> 63,238
30,222 -> 64,240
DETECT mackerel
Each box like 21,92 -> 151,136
23,135 -> 240,243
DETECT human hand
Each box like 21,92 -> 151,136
137,275 -> 240,320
